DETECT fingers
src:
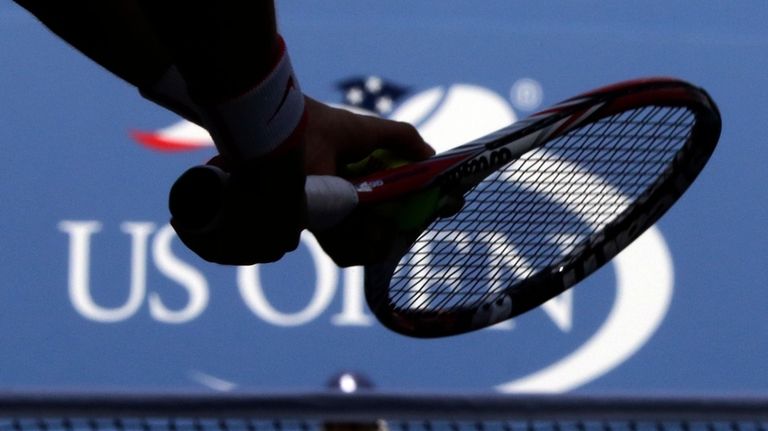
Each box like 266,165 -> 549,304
303,98 -> 435,172
312,208 -> 394,267
364,117 -> 435,161
347,115 -> 434,164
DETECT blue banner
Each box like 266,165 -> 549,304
0,1 -> 765,394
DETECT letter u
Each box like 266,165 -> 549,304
59,221 -> 153,323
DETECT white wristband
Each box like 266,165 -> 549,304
199,42 -> 305,160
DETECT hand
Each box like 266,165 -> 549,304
170,97 -> 434,267
303,97 -> 434,176
302,97 -> 435,267
170,139 -> 307,265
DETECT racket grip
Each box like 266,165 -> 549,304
304,175 -> 359,230
169,165 -> 359,233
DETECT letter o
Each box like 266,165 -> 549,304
237,232 -> 338,326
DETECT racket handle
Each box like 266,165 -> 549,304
304,175 -> 359,230
169,165 -> 359,233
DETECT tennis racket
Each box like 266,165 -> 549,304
171,77 -> 721,338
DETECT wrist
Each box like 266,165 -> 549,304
198,35 -> 305,162
140,35 -> 306,163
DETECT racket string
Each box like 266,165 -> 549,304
389,105 -> 696,312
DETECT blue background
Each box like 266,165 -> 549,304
0,1 -> 766,394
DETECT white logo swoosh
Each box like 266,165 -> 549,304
497,225 -> 673,393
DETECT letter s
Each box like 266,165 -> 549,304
149,224 -> 209,323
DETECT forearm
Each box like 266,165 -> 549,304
13,0 -> 171,89
135,1 -> 280,104
13,1 -> 281,125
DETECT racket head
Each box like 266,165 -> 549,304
361,77 -> 721,338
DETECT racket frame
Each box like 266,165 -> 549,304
350,77 -> 721,337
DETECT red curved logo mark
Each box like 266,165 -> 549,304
131,121 -> 215,153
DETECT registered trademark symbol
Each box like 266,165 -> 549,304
510,78 -> 544,111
